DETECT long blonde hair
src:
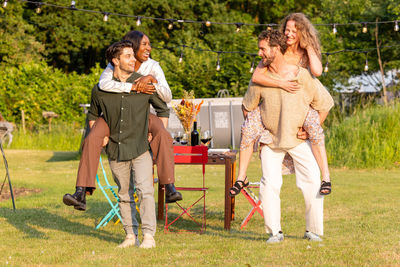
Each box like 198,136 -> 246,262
279,13 -> 321,61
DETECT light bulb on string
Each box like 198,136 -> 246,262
103,12 -> 109,22
249,56 -> 256,73
2,0 -> 8,8
178,51 -> 183,63
70,1 -> 76,9
205,21 -> 211,27
136,16 -> 142,26
36,4 -> 42,14
235,23 -> 243,33
267,26 -> 272,31
324,55 -> 329,73
395,21 -> 399,32
364,53 -> 368,71
167,19 -> 174,30
216,53 -> 221,71
362,23 -> 367,33
332,24 -> 337,34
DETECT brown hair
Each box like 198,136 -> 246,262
258,29 -> 288,54
279,13 -> 321,60
105,40 -> 133,66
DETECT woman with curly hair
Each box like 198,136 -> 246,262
230,13 -> 332,197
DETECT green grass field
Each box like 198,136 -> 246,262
1,149 -> 400,266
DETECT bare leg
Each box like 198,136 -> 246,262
237,145 -> 253,182
310,144 -> 330,183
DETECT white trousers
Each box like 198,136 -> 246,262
259,141 -> 324,236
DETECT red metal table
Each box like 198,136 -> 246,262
157,150 -> 237,230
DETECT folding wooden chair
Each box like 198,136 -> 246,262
240,182 -> 264,229
164,146 -> 208,233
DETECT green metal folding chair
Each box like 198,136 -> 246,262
95,156 -> 123,229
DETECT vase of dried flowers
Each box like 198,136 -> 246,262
172,90 -> 203,144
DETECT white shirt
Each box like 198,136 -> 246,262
98,58 -> 172,103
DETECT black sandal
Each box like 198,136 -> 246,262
319,181 -> 331,195
229,178 -> 249,197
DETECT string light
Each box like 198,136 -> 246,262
36,3 -> 42,13
267,26 -> 272,31
216,52 -> 221,71
167,19 -> 174,30
364,53 -> 368,71
235,23 -> 243,32
2,0 -> 8,8
136,16 -> 142,26
178,50 -> 183,63
205,21 -> 211,27
332,24 -> 337,34
103,12 -> 109,22
362,23 -> 367,33
249,56 -> 256,73
70,1 -> 76,9
395,21 -> 399,32
324,55 -> 329,73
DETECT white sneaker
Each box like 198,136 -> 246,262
117,234 -> 140,248
139,233 -> 156,249
266,231 -> 284,244
304,231 -> 323,242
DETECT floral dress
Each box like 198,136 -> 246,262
240,75 -> 326,175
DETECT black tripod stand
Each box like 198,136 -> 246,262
0,139 -> 16,211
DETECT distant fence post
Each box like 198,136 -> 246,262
21,109 -> 26,134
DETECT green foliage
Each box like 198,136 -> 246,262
0,61 -> 101,125
326,101 -> 400,168
10,122 -> 82,151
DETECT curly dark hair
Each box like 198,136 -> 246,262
105,40 -> 133,66
123,30 -> 146,53
258,29 -> 288,54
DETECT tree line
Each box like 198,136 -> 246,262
0,0 -> 399,125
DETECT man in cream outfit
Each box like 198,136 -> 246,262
242,30 -> 334,243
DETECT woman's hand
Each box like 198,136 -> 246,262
134,75 -> 157,94
279,80 -> 300,94
297,127 -> 309,140
102,136 -> 109,147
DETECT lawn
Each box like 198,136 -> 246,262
0,149 -> 399,266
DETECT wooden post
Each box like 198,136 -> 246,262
375,18 -> 388,105
21,109 -> 26,134
42,111 -> 58,132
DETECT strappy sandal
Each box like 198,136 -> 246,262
229,177 -> 249,197
319,181 -> 331,195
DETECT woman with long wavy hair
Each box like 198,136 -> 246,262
230,13 -> 332,197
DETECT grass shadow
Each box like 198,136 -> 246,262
0,207 -> 120,243
46,151 -> 80,162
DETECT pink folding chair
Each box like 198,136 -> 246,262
164,146 -> 208,233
